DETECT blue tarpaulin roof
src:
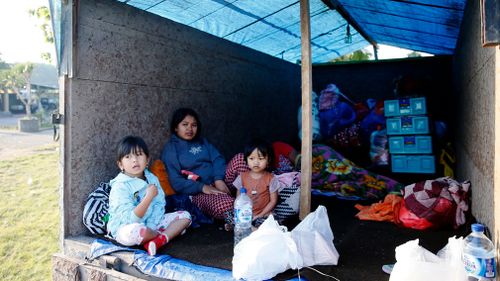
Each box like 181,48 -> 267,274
50,0 -> 466,64
334,0 -> 466,56
117,0 -> 369,63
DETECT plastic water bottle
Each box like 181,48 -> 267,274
462,223 -> 497,280
234,187 -> 253,246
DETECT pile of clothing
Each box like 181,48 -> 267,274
355,177 -> 471,230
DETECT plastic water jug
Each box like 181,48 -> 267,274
462,223 -> 496,280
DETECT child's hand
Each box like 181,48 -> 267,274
133,184 -> 159,219
145,184 -> 158,199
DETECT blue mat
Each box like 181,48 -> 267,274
87,239 -> 307,281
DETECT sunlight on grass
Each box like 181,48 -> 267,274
0,148 -> 59,281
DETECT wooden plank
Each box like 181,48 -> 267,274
481,0 -> 500,46
53,253 -> 148,281
495,47 -> 500,252
299,0 -> 312,220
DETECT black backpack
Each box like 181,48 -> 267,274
82,182 -> 111,235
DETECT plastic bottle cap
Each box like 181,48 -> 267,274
240,187 -> 247,193
471,223 -> 484,232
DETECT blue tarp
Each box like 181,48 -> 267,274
117,0 -> 368,63
87,239 -> 307,281
334,0 -> 465,55
87,239 -> 236,280
134,253 -> 236,281
116,0 -> 465,63
50,0 -> 466,64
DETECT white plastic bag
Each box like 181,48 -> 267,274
389,237 -> 467,281
232,215 -> 303,281
291,205 -> 339,266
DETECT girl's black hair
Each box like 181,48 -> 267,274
116,135 -> 150,162
170,107 -> 202,140
243,138 -> 274,169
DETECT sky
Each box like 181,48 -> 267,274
365,44 -> 430,60
0,0 -> 55,65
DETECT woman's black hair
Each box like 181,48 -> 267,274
243,138 -> 274,169
170,107 -> 202,140
116,135 -> 150,162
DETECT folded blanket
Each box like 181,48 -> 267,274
312,144 -> 402,199
402,177 -> 470,229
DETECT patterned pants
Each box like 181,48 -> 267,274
114,210 -> 191,246
191,193 -> 234,223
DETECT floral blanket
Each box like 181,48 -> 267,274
312,144 -> 402,199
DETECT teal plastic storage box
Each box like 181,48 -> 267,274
388,136 -> 432,154
384,97 -> 427,117
391,155 -> 435,174
386,116 -> 430,135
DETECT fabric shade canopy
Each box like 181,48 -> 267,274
49,0 -> 466,64
116,0 -> 465,63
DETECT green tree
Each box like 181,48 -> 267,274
29,6 -> 54,64
0,54 -> 8,70
407,51 -> 422,58
0,63 -> 36,118
331,50 -> 371,62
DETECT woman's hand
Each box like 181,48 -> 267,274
214,180 -> 230,194
202,184 -> 226,195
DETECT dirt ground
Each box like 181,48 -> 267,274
0,114 -> 58,160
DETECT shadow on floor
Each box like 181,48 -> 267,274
158,195 -> 470,281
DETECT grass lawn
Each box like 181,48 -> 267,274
0,145 -> 59,281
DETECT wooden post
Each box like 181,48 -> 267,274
299,0 -> 312,220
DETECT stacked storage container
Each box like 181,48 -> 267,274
384,97 -> 435,174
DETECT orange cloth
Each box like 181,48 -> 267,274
354,193 -> 402,222
150,160 -> 176,195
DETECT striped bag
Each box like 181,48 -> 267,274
82,182 -> 111,235
273,172 -> 301,221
